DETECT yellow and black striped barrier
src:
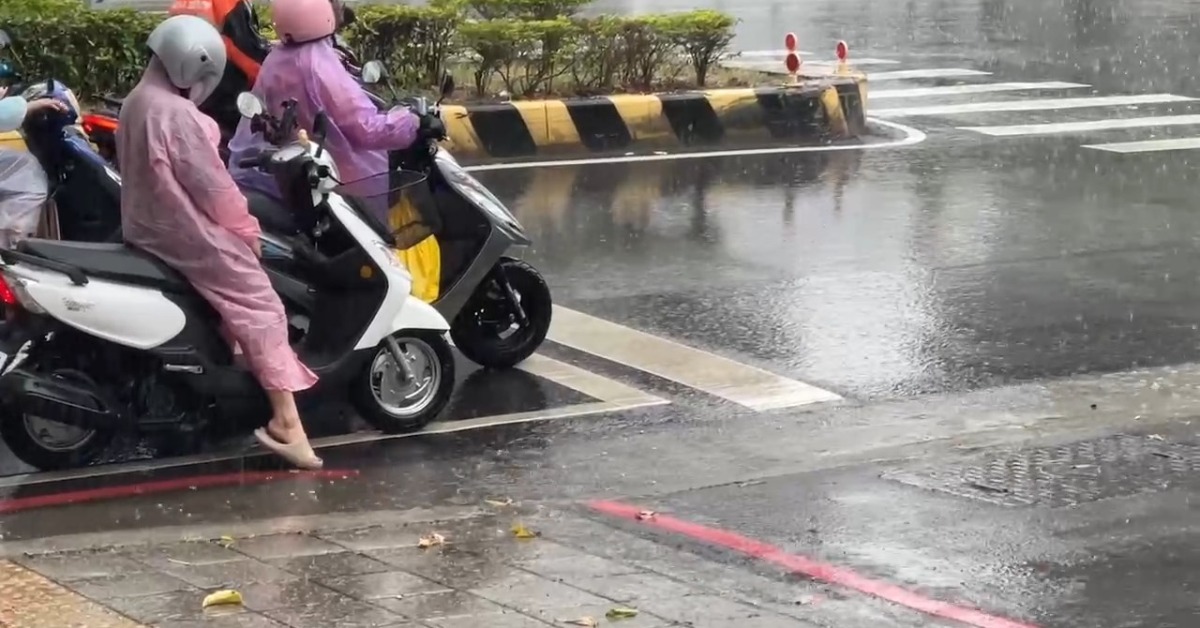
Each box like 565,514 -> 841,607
442,74 -> 867,162
0,74 -> 866,162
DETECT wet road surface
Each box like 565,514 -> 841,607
8,0 -> 1200,626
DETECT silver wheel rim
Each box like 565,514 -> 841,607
369,337 -> 441,418
21,369 -> 99,452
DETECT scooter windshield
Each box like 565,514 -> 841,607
334,169 -> 441,250
434,151 -> 519,228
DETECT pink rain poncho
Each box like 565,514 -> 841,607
228,38 -> 420,199
118,60 -> 317,392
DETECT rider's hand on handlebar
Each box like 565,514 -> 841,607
419,113 -> 446,140
27,98 -> 67,115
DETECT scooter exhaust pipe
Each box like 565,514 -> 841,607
0,369 -> 118,430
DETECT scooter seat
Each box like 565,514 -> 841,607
16,240 -> 189,292
244,189 -> 299,235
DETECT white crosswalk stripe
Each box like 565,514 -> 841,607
871,82 -> 1091,100
959,115 -> 1200,137
873,94 -> 1195,118
1083,137 -> 1200,154
747,54 -> 1200,155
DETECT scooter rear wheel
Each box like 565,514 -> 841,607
0,369 -> 114,472
352,331 -> 455,434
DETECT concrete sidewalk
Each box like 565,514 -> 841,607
0,506 -> 923,628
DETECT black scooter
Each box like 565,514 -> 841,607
252,63 -> 553,368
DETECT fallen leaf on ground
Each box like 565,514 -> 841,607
563,617 -> 599,627
606,607 -> 639,620
635,510 -> 657,521
202,590 -> 243,608
418,533 -> 446,549
485,497 -> 514,507
511,523 -> 540,539
1148,434 -> 1166,441
217,535 -> 235,548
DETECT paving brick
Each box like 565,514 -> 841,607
231,534 -> 347,561
470,572 -> 611,612
268,551 -> 394,579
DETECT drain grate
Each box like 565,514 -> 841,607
884,434 -> 1200,508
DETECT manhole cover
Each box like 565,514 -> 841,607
884,434 -> 1200,508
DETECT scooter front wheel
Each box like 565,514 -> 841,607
351,331 -> 455,434
451,258 -> 552,370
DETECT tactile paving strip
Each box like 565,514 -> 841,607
883,434 -> 1200,508
0,560 -> 145,628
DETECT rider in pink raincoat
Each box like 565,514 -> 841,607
227,0 -> 421,200
118,15 -> 321,469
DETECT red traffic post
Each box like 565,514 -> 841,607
784,32 -> 801,85
835,40 -> 849,75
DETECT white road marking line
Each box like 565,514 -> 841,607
463,118 -> 927,172
735,49 -> 816,57
724,56 -> 900,66
873,94 -> 1196,118
0,400 -> 670,489
871,81 -> 1091,100
518,353 -> 664,405
0,354 -> 667,488
869,68 -> 992,81
1083,136 -> 1200,154
547,306 -> 841,411
959,114 -> 1200,137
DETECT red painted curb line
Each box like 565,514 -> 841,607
588,500 -> 1039,628
0,469 -> 360,514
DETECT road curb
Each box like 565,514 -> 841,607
442,74 -> 868,161
0,75 -> 867,161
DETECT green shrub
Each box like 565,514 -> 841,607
0,0 -> 739,100
458,17 -> 578,97
2,8 -> 157,97
345,4 -> 461,89
660,10 -> 737,87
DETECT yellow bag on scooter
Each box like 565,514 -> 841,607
388,194 -> 441,303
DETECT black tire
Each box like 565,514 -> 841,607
0,370 -> 115,472
351,331 -> 455,434
450,258 -> 552,369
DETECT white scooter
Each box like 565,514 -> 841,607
0,92 -> 456,471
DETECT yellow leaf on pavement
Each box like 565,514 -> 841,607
217,535 -> 235,548
202,589 -> 243,608
511,523 -> 539,539
485,497 -> 515,507
606,607 -> 639,620
418,532 -> 446,549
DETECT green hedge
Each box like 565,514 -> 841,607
0,0 -> 738,100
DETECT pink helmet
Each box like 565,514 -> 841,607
272,0 -> 337,45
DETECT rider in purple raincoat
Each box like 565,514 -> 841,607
227,0 -> 421,199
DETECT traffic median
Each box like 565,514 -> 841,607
441,73 -> 868,162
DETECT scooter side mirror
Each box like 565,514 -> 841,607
0,96 -> 28,132
361,60 -> 384,85
236,92 -> 264,118
313,111 -> 328,141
